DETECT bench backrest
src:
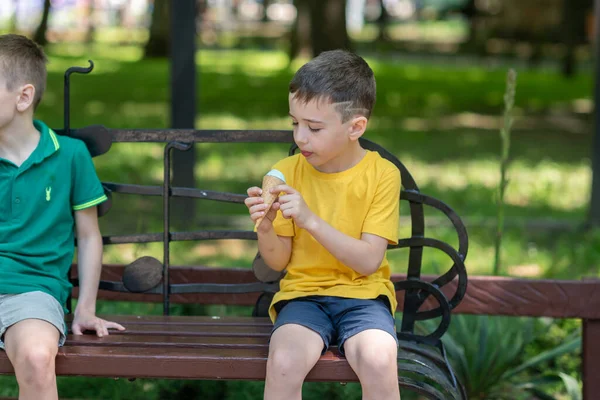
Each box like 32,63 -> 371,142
58,126 -> 469,343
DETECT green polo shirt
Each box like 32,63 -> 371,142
0,120 -> 107,312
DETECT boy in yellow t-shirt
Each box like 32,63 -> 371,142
245,50 -> 401,400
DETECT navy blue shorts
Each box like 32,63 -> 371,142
272,296 -> 398,355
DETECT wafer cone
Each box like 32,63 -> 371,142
255,171 -> 285,229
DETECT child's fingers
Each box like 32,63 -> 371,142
281,208 -> 293,219
244,196 -> 264,207
249,203 -> 268,214
279,201 -> 292,212
270,184 -> 295,195
246,186 -> 263,196
278,193 -> 298,204
72,324 -> 83,335
251,210 -> 266,221
106,321 -> 126,331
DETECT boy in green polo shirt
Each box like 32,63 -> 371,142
0,34 -> 125,399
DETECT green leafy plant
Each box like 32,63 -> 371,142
419,315 -> 581,399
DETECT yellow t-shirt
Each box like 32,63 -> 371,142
268,150 -> 401,322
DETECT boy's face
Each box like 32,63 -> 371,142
0,73 -> 19,129
289,93 -> 366,173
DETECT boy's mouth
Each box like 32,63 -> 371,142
301,151 -> 313,157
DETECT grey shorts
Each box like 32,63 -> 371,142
0,291 -> 66,350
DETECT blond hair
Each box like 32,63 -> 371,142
0,34 -> 48,109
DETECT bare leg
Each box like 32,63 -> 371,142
264,323 -> 324,400
344,329 -> 400,400
4,319 -> 60,400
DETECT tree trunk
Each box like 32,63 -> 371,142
84,0 -> 95,44
377,0 -> 390,41
144,0 -> 170,58
262,0 -> 272,22
561,0 -> 589,77
463,0 -> 477,43
289,0 -> 312,60
289,0 -> 351,61
33,0 -> 51,46
586,0 -> 599,226
460,0 -> 487,54
310,0 -> 350,56
170,0 -> 197,227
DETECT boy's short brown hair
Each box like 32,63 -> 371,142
289,49 -> 376,122
0,34 -> 48,109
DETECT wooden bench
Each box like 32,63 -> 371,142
2,62 -> 598,400
71,268 -> 600,398
0,121 -> 470,399
2,267 -> 598,397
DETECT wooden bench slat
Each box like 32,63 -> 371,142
65,314 -> 272,326
0,346 -> 355,381
85,266 -> 600,319
88,324 -> 271,337
66,334 -> 269,349
64,333 -> 447,367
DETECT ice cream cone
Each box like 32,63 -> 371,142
255,169 -> 286,229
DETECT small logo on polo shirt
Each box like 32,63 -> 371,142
46,187 -> 52,201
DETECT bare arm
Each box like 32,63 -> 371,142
73,206 -> 125,336
275,184 -> 389,276
245,186 -> 292,271
306,217 -> 388,276
257,224 -> 292,272
74,206 -> 103,315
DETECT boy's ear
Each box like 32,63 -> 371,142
16,84 -> 35,113
347,116 -> 368,141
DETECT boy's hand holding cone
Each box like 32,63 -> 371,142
254,169 -> 286,230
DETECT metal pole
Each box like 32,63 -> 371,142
170,0 -> 197,226
590,0 -> 600,226
583,318 -> 600,399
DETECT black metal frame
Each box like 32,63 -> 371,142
61,62 -> 469,400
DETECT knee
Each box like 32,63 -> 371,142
14,344 -> 56,385
267,347 -> 311,382
355,342 -> 397,377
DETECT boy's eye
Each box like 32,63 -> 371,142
309,126 -> 321,133
291,121 -> 298,126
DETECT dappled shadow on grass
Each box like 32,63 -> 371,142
96,178 -> 598,278
35,50 -> 592,134
370,60 -> 592,117
367,127 -> 592,165
387,225 -> 600,278
90,131 -> 593,279
97,174 -> 586,240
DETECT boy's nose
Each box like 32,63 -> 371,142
294,128 -> 309,144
